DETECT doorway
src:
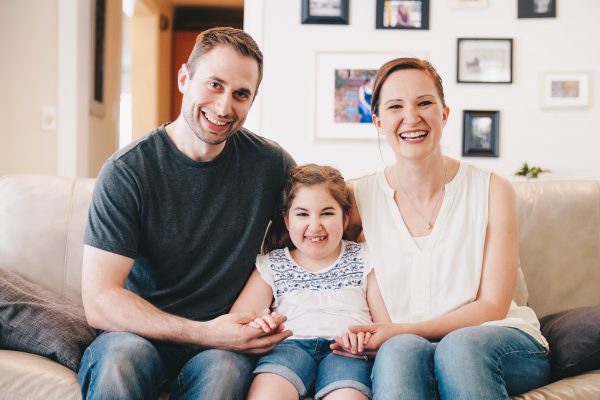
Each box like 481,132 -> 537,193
170,6 -> 244,122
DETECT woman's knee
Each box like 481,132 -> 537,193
379,334 -> 434,357
374,334 -> 435,371
372,335 -> 437,399
436,326 -> 505,366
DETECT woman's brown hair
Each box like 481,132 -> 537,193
370,57 -> 446,116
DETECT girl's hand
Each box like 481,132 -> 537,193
331,323 -> 399,358
340,330 -> 372,354
247,308 -> 283,334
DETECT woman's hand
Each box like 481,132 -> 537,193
331,323 -> 400,358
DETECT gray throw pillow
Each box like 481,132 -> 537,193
540,305 -> 600,380
0,268 -> 97,371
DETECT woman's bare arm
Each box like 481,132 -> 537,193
335,173 -> 519,350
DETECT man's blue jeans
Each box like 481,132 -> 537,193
371,326 -> 551,400
77,331 -> 255,400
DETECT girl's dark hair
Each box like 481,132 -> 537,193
262,164 -> 351,254
370,57 -> 446,116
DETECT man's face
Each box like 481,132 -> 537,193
178,45 -> 260,146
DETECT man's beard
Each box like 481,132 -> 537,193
182,106 -> 237,146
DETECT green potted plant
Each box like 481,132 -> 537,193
514,162 -> 550,180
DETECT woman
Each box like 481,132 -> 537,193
333,58 -> 551,399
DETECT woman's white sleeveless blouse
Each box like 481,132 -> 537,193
352,163 -> 547,347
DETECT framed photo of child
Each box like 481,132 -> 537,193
375,0 -> 430,30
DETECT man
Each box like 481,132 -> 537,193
78,27 -> 295,399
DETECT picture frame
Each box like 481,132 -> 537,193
301,0 -> 349,25
450,0 -> 487,9
375,0 -> 430,30
518,0 -> 556,19
542,71 -> 590,108
315,51 -> 426,140
462,110 -> 499,157
90,0 -> 106,117
457,38 -> 513,84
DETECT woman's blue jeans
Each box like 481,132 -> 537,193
77,331 -> 255,400
371,326 -> 551,400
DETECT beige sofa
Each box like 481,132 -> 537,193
1,175 -> 599,400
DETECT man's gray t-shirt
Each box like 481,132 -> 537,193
84,125 -> 295,321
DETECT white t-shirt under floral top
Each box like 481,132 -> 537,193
256,240 -> 373,339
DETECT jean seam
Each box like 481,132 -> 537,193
86,345 -> 96,398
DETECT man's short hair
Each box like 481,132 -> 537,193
186,27 -> 263,89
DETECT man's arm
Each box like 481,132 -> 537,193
82,245 -> 292,352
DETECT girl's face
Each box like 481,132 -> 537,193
373,69 -> 449,162
285,184 -> 348,267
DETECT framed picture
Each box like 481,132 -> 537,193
450,0 -> 487,9
315,51 -> 426,140
457,38 -> 513,83
542,72 -> 590,108
462,110 -> 499,157
301,0 -> 349,25
375,0 -> 430,30
518,0 -> 556,18
90,0 -> 106,116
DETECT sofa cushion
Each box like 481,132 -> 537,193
540,305 -> 600,380
0,268 -> 97,371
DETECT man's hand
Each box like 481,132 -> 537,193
200,311 -> 292,354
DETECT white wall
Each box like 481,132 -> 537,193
0,0 -> 58,175
0,0 -> 121,177
244,0 -> 600,180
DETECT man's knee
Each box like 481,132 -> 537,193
187,349 -> 254,381
79,332 -> 164,398
175,350 -> 255,400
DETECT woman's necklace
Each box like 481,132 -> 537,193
395,160 -> 447,232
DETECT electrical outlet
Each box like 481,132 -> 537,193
41,106 -> 57,131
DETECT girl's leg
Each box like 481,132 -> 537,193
371,334 -> 437,400
323,387 -> 368,400
252,339 -> 317,398
316,341 -> 373,399
247,373 -> 299,400
434,326 -> 550,400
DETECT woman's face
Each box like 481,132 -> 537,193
373,69 -> 449,162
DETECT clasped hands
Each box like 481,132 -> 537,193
250,311 -> 385,360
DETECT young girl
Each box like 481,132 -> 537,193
231,164 -> 389,400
